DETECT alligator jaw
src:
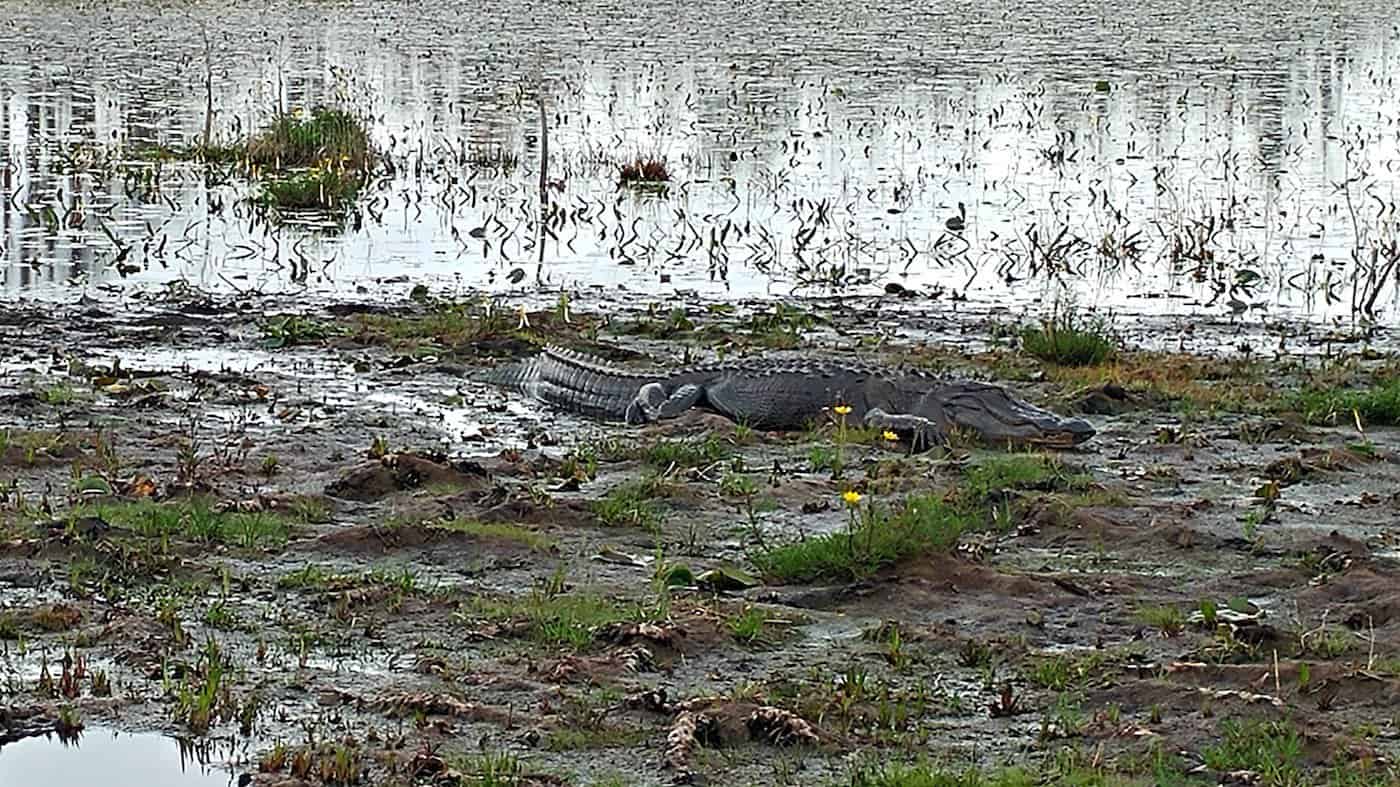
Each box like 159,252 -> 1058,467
935,382 -> 1095,448
1021,418 -> 1096,448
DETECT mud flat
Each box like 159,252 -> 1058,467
0,289 -> 1395,785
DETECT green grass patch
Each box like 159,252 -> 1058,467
450,751 -> 555,787
277,564 -> 359,592
752,494 -> 968,583
131,109 -> 376,214
432,519 -> 556,552
839,740 -> 1206,786
37,383 -> 82,406
1202,719 -> 1304,785
468,589 -> 666,650
1023,651 -> 1117,691
286,496 -> 333,523
963,453 -> 1076,497
0,429 -> 85,466
69,498 -> 291,549
257,166 -> 364,212
545,724 -> 650,752
260,315 -> 345,348
1295,378 -> 1400,427
591,476 -> 669,530
726,604 -> 779,645
641,435 -> 731,468
1133,604 -> 1186,636
843,762 -> 1035,787
618,306 -> 695,339
617,303 -> 820,350
1021,308 -> 1119,367
342,296 -> 592,358
239,108 -> 373,213
246,108 -> 372,170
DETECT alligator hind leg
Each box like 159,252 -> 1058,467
864,408 -> 948,451
625,383 -> 705,424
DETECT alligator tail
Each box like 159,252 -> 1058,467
474,345 -> 660,421
471,354 -> 543,393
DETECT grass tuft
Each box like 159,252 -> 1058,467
1202,719 -> 1303,785
432,519 -> 556,552
1021,307 -> 1119,367
641,436 -> 731,468
962,453 -> 1084,501
591,476 -> 669,531
71,498 -> 291,549
1295,378 -> 1400,427
469,589 -> 666,650
753,494 -> 968,583
246,108 -> 372,170
258,167 -> 364,212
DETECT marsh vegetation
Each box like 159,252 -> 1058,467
2,0 -> 1400,784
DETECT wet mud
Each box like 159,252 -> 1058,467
0,290 -> 1398,784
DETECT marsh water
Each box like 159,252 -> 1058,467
1,0 -> 1399,322
0,727 -> 237,786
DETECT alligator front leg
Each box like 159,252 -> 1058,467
625,383 -> 706,424
864,408 -> 948,451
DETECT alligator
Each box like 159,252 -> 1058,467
477,345 -> 1095,448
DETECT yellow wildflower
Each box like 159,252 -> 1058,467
882,431 -> 899,442
834,404 -> 852,416
842,490 -> 862,506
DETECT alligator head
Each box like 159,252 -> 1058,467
934,382 -> 1095,447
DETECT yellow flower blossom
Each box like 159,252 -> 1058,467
842,490 -> 862,506
833,404 -> 852,416
882,431 -> 899,442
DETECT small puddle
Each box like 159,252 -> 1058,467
0,727 -> 237,787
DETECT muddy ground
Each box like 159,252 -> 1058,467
1,289 -> 1399,786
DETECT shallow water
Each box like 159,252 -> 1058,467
1,0 -> 1399,323
0,727 -> 236,786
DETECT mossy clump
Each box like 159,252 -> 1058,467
127,108 -> 375,214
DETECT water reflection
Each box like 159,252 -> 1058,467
0,0 -> 1395,321
0,726 -> 237,787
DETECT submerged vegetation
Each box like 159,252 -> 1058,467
132,106 -> 374,216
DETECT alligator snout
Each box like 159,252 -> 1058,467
1039,416 -> 1096,447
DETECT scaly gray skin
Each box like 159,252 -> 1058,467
478,346 -> 1095,448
